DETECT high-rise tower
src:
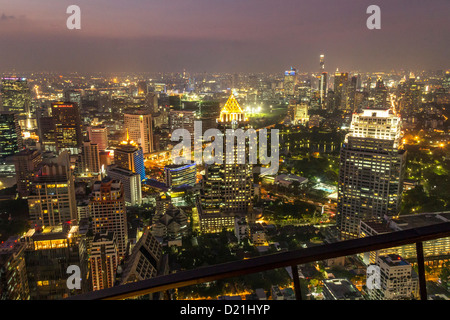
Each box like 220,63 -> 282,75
337,109 -> 406,240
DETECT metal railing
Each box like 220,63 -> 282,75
67,222 -> 450,300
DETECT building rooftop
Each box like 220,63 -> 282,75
323,278 -> 362,300
379,254 -> 410,267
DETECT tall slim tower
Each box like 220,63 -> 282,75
337,109 -> 406,240
334,71 -> 349,110
124,110 -> 153,154
0,112 -> 22,159
89,177 -> 128,258
51,102 -> 83,154
199,94 -> 254,233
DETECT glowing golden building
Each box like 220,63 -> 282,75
219,93 -> 248,124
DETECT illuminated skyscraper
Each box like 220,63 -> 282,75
374,77 -> 388,109
199,94 -> 254,233
14,148 -> 42,198
79,140 -> 101,175
334,71 -> 349,110
22,222 -> 89,299
320,54 -> 325,71
137,81 -> 148,96
114,132 -> 146,181
87,126 -> 108,151
51,102 -> 83,154
284,67 -> 298,97
89,177 -> 128,258
27,164 -> 77,228
337,109 -> 406,240
90,231 -> 119,291
0,112 -> 22,159
318,72 -> 328,107
169,110 -> 196,140
106,165 -> 142,206
124,110 -> 153,154
1,77 -> 31,116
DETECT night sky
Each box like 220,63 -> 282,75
0,0 -> 449,73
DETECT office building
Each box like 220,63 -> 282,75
359,212 -> 450,264
200,94 -> 254,232
106,165 -> 142,206
374,77 -> 388,109
51,102 -> 83,154
137,81 -> 148,96
120,231 -> 167,286
169,109 -> 196,138
293,103 -> 309,125
87,126 -> 108,151
1,77 -> 31,116
124,110 -> 153,154
79,140 -> 101,176
89,177 -> 128,258
337,109 -> 406,239
114,132 -> 146,181
0,112 -> 22,159
21,222 -> 89,299
0,237 -> 30,300
14,148 -> 42,198
322,279 -> 364,300
284,67 -> 298,97
318,72 -> 328,107
367,254 -> 419,300
27,164 -> 77,228
164,163 -> 196,188
90,231 -> 119,291
334,71 -> 349,110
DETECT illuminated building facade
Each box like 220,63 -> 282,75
120,231 -> 166,286
27,164 -> 77,228
200,94 -> 254,232
114,133 -> 146,181
334,71 -> 349,110
90,231 -> 119,291
21,222 -> 89,299
1,77 -> 31,116
89,177 -> 128,258
0,112 -> 22,159
367,254 -> 419,300
284,67 -> 298,97
14,149 -> 42,198
79,140 -> 101,175
51,102 -> 83,155
124,110 -> 153,154
169,109 -> 196,139
318,72 -> 328,107
106,165 -> 142,206
164,163 -> 196,188
0,237 -> 30,300
359,212 -> 450,264
87,125 -> 108,151
337,109 -> 406,240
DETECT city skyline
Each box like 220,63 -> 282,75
0,0 -> 449,73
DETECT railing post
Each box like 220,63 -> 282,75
415,241 -> 427,300
291,264 -> 302,300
